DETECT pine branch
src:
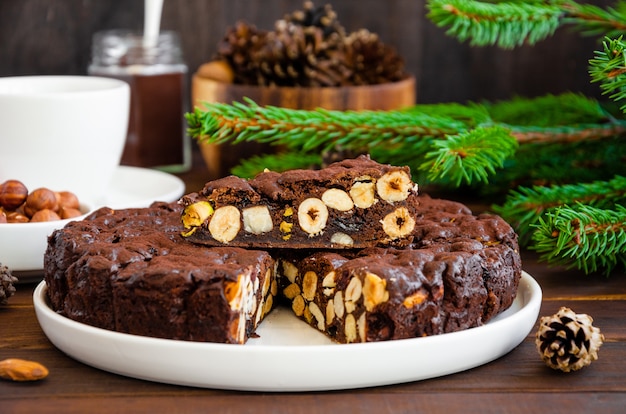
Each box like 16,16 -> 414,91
531,203 -> 626,275
485,93 -> 612,127
493,175 -> 626,244
187,94 -> 625,186
561,0 -> 626,39
421,125 -> 517,186
187,98 -> 467,152
426,0 -> 564,48
590,36 -> 626,113
187,99 -> 519,185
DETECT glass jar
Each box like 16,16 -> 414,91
88,29 -> 191,172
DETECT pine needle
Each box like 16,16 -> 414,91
421,125 -> 518,186
426,0 -> 563,48
494,175 -> 626,244
589,36 -> 626,113
532,203 -> 626,275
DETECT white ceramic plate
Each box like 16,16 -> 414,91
101,165 -> 186,209
34,272 -> 542,392
3,166 -> 185,277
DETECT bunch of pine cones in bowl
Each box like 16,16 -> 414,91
202,1 -> 409,87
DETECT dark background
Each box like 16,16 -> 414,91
0,0 -> 614,104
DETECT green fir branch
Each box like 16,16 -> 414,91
187,99 -> 518,186
562,0 -> 626,39
531,203 -> 626,275
187,98 -> 468,152
493,175 -> 626,244
421,125 -> 517,186
590,36 -> 626,112
187,94 -> 626,186
426,0 -> 564,48
484,92 -> 612,127
491,134 -> 626,186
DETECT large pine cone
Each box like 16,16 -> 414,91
216,21 -> 268,85
257,19 -> 351,87
343,29 -> 406,85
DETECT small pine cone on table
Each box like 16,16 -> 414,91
535,306 -> 604,372
1,263 -> 18,306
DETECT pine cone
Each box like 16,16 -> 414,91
343,29 -> 406,85
284,1 -> 345,38
0,263 -> 18,306
216,21 -> 268,85
535,307 -> 604,372
258,20 -> 350,87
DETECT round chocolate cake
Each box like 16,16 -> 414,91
44,157 -> 522,344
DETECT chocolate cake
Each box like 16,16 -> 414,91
44,202 -> 277,344
180,155 -> 420,248
43,157 -> 522,345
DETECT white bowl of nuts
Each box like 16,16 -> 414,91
0,179 -> 93,274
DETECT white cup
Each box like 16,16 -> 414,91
0,75 -> 130,203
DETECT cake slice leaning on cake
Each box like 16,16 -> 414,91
180,155 -> 420,249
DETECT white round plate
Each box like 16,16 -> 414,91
34,272 -> 541,392
3,166 -> 185,277
101,165 -> 186,209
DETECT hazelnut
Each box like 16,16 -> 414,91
59,206 -> 82,219
0,180 -> 29,211
30,209 -> 61,222
24,188 -> 58,217
56,191 -> 80,210
6,211 -> 29,223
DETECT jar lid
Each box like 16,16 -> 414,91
90,29 -> 185,67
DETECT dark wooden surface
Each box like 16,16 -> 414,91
1,154 -> 626,413
0,0 -> 615,103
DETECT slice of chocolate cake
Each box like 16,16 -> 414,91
277,249 -> 445,343
179,155 -> 420,249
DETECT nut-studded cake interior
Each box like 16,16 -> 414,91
180,155 -> 420,248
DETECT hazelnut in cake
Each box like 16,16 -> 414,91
44,202 -> 277,344
179,155 -> 420,249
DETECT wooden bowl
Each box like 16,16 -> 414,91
191,72 -> 416,179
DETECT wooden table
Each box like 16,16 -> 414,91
2,157 -> 626,413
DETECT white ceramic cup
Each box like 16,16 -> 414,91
0,75 -> 130,203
